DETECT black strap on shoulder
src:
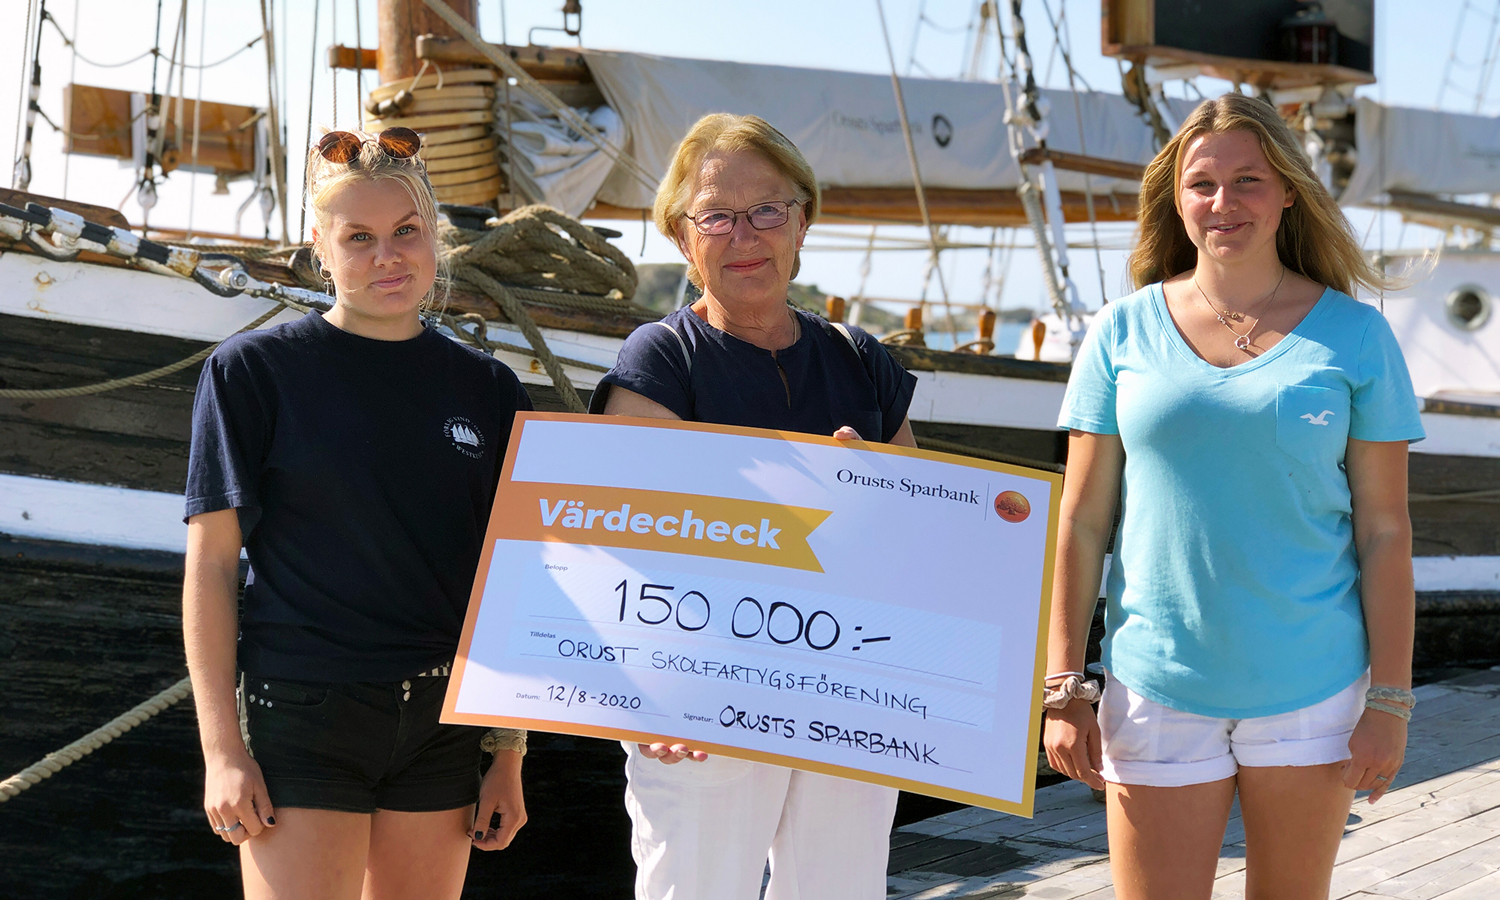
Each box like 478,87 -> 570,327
813,316 -> 867,369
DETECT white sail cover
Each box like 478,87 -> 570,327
501,97 -> 624,218
1342,98 -> 1500,207
577,49 -> 1197,210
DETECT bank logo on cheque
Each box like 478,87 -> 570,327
993,490 -> 1031,523
443,416 -> 484,458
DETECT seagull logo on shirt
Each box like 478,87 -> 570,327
443,415 -> 485,459
1301,410 -> 1336,426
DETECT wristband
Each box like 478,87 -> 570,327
1042,674 -> 1102,709
1366,686 -> 1416,709
1365,699 -> 1412,722
480,727 -> 528,756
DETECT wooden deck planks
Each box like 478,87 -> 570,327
887,669 -> 1500,899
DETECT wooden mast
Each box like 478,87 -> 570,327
376,0 -> 478,84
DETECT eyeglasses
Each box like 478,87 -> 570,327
684,199 -> 801,236
315,127 -> 422,164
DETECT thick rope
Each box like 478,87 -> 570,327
442,205 -> 639,300
441,205 -> 646,413
0,304 -> 284,399
437,310 -> 608,374
0,676 -> 193,802
447,270 -> 586,413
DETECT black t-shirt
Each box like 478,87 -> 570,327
588,306 -> 916,441
185,312 -> 532,682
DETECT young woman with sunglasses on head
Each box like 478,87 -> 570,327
183,128 -> 532,899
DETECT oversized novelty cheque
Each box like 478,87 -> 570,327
443,413 -> 1060,814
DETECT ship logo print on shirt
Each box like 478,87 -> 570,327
1300,410 -> 1336,426
443,416 -> 485,459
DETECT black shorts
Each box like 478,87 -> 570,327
239,674 -> 481,814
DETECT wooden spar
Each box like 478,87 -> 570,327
415,37 -> 592,81
1386,190 -> 1500,231
375,0 -> 478,84
589,188 -> 1139,229
327,46 -> 378,71
1017,147 -> 1146,182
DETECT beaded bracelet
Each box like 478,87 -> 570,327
480,727 -> 528,756
1042,674 -> 1102,709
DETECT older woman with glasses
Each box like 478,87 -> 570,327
589,113 -> 919,900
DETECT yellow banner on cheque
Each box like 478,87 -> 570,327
495,483 -> 832,572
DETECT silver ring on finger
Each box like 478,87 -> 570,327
1374,774 -> 1389,782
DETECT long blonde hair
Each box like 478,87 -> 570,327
653,113 -> 819,288
304,134 -> 449,311
1129,94 -> 1387,296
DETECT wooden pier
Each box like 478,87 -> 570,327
888,668 -> 1500,899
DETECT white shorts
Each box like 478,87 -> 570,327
1098,671 -> 1370,788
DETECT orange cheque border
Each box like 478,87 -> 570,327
443,412 -> 1064,817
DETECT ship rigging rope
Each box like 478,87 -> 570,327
1039,0 -> 1108,305
0,304 -> 286,400
0,676 -> 193,803
874,0 -> 959,346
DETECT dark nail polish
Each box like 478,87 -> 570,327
474,831 -> 485,840
266,816 -> 276,826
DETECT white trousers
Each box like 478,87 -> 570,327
623,742 -> 900,900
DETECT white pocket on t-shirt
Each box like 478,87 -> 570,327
1275,384 -> 1351,464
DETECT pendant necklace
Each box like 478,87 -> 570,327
1193,266 -> 1286,351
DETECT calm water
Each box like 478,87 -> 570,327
898,321 -> 1030,354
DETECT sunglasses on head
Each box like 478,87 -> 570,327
315,127 -> 422,164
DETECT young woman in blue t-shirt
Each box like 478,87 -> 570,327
183,130 -> 530,899
1044,94 -> 1424,899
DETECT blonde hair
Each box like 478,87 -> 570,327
304,134 -> 449,311
653,114 -> 819,288
1129,94 -> 1389,297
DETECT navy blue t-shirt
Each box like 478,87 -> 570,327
588,306 -> 916,441
185,312 -> 532,682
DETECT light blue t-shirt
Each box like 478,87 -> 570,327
1058,283 -> 1425,718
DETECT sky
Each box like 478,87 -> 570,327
0,1 -> 1488,341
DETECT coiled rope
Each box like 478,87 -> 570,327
0,304 -> 285,400
441,205 -> 642,413
0,676 -> 193,802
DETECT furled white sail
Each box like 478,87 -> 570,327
1341,98 -> 1500,207
559,49 -> 1197,209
